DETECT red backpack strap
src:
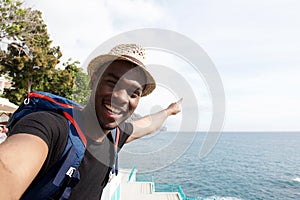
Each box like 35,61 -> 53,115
63,111 -> 87,148
114,127 -> 120,149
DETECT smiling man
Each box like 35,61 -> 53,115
0,44 -> 182,200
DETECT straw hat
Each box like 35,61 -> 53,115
87,44 -> 156,96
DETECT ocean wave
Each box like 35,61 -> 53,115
292,177 -> 300,182
202,196 -> 243,200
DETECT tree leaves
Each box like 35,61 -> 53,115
0,0 -> 90,105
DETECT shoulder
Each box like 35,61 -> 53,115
9,111 -> 71,182
9,111 -> 69,147
118,122 -> 133,135
117,122 -> 133,148
11,111 -> 67,128
21,111 -> 67,122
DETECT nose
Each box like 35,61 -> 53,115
112,88 -> 129,106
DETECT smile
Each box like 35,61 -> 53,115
104,104 -> 122,115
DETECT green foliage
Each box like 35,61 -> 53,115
68,63 -> 91,105
0,0 -> 47,43
62,59 -> 91,106
0,0 -> 90,105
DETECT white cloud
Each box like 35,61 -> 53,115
107,0 -> 166,23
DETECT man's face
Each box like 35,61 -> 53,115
94,60 -> 145,130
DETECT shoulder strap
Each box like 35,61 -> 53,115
21,121 -> 85,200
112,126 -> 120,149
111,127 -> 120,175
63,111 -> 87,148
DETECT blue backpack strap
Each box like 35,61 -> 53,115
21,122 -> 85,200
50,122 -> 86,200
111,127 -> 120,176
9,91 -> 87,200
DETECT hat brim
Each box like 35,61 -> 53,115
88,54 -> 156,96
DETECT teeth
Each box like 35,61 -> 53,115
104,104 -> 122,114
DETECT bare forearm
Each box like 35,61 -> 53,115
131,109 -> 169,138
0,134 -> 48,199
127,99 -> 182,143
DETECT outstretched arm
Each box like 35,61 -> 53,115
126,99 -> 182,143
0,134 -> 48,199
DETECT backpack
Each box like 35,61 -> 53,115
7,91 -> 120,200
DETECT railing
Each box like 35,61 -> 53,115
110,185 -> 120,200
153,183 -> 199,200
128,166 -> 136,182
136,173 -> 199,200
177,185 -> 186,199
136,174 -> 155,183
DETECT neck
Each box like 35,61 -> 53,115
79,104 -> 110,142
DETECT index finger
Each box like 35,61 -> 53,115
177,98 -> 183,104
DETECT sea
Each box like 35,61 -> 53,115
119,132 -> 300,200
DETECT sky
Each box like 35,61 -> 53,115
25,0 -> 300,132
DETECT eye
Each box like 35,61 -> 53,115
106,79 -> 116,86
130,88 -> 142,98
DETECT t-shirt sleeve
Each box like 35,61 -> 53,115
9,111 -> 68,147
9,111 -> 69,177
117,122 -> 133,149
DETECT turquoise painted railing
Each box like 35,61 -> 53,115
135,172 -> 199,200
110,185 -> 120,200
178,185 -> 186,199
153,183 -> 199,200
136,174 -> 155,182
128,166 -> 136,181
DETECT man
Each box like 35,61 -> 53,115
0,44 -> 181,199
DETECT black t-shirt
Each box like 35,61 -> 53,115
9,111 -> 133,200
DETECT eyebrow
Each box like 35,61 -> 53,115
107,72 -> 144,91
107,73 -> 119,80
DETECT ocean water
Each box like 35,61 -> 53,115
119,132 -> 300,200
